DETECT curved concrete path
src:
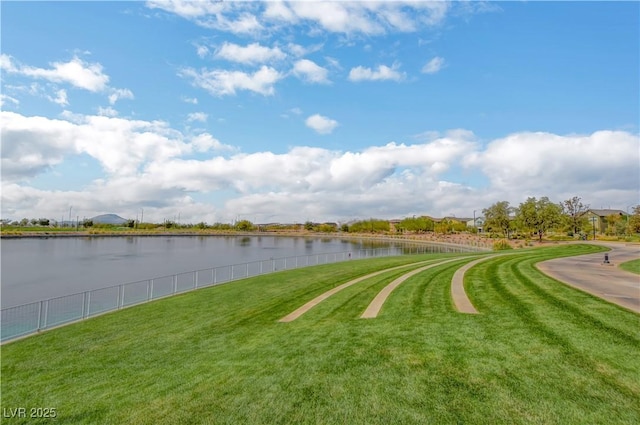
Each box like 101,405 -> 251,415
451,255 -> 499,314
537,242 -> 640,313
279,260 -> 438,322
361,258 -> 460,318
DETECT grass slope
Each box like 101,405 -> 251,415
619,258 -> 640,275
2,245 -> 639,424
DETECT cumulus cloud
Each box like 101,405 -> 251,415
421,56 -> 446,74
179,65 -> 283,96
463,131 -> 640,200
305,114 -> 339,134
1,54 -> 109,92
215,42 -> 286,64
2,109 -> 637,224
292,59 -> 330,84
348,64 -> 405,82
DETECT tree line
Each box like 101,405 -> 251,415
482,196 -> 640,241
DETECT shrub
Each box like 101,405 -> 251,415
493,240 -> 513,251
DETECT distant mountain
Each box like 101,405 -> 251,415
91,214 -> 127,224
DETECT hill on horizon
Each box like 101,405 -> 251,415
91,214 -> 127,225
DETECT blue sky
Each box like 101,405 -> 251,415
1,1 -> 638,224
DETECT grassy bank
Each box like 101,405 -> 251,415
2,244 -> 638,424
619,258 -> 640,275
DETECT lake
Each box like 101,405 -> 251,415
0,235 -> 466,308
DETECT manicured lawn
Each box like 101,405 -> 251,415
619,258 -> 640,275
2,244 -> 638,424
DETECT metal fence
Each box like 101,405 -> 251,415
1,244 -> 480,342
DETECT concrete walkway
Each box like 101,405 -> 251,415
279,260 -> 436,322
537,242 -> 640,313
450,255 -> 500,314
361,258 -> 460,318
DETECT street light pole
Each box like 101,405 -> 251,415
473,210 -> 477,232
592,216 -> 596,241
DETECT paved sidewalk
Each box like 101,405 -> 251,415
537,242 -> 640,313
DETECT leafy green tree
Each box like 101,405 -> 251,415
562,196 -> 589,235
348,219 -> 390,233
234,219 -> 255,231
628,205 -> 640,234
340,223 -> 349,232
82,219 -> 94,227
516,197 -> 563,242
304,221 -> 315,231
398,216 -> 434,233
37,218 -> 50,226
482,201 -> 513,237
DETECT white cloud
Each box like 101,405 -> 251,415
182,96 -> 198,104
463,131 -> 640,200
422,56 -> 446,74
97,106 -> 118,117
187,112 -> 208,122
146,1 -> 451,36
180,65 -> 283,96
2,110 -> 636,224
108,88 -> 134,105
305,114 -> 339,134
47,89 -> 69,106
2,54 -> 109,92
195,44 -> 209,58
215,42 -> 286,64
0,94 -> 20,108
292,59 -> 330,84
348,64 -> 405,82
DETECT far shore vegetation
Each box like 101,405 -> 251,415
2,197 -> 639,245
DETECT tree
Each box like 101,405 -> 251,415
561,196 -> 589,235
234,219 -> 255,231
38,218 -> 50,226
304,221 -> 314,231
516,197 -> 563,242
628,205 -> 640,234
398,216 -> 433,233
482,201 -> 513,237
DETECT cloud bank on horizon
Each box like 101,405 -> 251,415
1,1 -> 638,224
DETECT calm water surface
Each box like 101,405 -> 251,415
1,235 -> 427,307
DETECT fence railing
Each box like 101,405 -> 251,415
1,244 -> 481,342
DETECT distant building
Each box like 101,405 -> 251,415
466,217 -> 485,232
584,209 -> 628,233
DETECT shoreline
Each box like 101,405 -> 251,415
0,229 -> 494,250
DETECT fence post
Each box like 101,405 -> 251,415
194,271 -> 198,288
214,268 -> 217,284
260,261 -> 263,274
43,300 -> 49,328
118,284 -> 123,308
37,300 -> 44,331
86,291 -> 91,317
82,292 -> 87,319
246,263 -> 249,277
150,279 -> 154,299
173,275 -> 178,293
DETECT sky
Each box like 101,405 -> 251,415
1,0 -> 639,225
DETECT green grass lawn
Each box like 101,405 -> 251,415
619,258 -> 640,275
2,244 -> 639,424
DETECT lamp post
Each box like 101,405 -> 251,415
473,210 -> 477,232
591,216 -> 597,241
